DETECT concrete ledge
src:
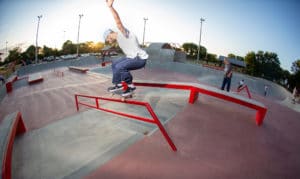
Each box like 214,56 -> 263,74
28,74 -> 44,84
0,112 -> 27,179
68,66 -> 89,73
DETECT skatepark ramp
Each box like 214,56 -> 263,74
74,94 -> 177,151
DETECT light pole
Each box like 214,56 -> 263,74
77,14 -> 83,57
63,30 -> 66,43
6,41 -> 8,55
35,15 -> 42,64
142,17 -> 148,47
197,18 -> 205,62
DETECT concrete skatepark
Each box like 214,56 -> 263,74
0,52 -> 300,178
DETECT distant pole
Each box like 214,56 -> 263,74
197,18 -> 205,62
77,14 -> 83,57
142,17 -> 148,47
63,30 -> 66,42
6,41 -> 8,55
35,15 -> 42,64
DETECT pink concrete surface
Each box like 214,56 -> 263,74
0,68 -> 112,130
1,65 -> 299,179
0,67 -> 200,131
86,95 -> 300,179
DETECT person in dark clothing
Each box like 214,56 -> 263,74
221,57 -> 233,92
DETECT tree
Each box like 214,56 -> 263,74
228,53 -> 244,61
21,45 -> 36,63
290,59 -> 300,89
182,43 -> 198,59
5,47 -> 22,64
261,52 -> 281,81
228,53 -> 236,58
244,51 -> 258,76
61,40 -> 76,55
291,59 -> 300,73
244,51 -> 282,82
206,53 -> 218,63
198,45 -> 207,60
42,45 -> 57,57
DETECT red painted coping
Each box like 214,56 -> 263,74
68,66 -> 89,73
133,81 -> 267,126
0,112 -> 27,179
5,75 -> 18,93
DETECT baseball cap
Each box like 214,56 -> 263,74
103,29 -> 113,41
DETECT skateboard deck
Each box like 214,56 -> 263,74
110,90 -> 134,101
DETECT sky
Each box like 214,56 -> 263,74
0,0 -> 299,71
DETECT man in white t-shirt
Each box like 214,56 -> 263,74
104,0 -> 148,97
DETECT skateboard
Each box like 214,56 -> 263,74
109,81 -> 135,101
110,90 -> 134,101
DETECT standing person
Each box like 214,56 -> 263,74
264,85 -> 268,97
104,0 -> 148,97
292,86 -> 298,104
0,74 -> 5,85
221,57 -> 233,92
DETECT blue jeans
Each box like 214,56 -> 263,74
221,77 -> 231,92
112,56 -> 147,85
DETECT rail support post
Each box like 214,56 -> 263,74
189,87 -> 199,104
255,108 -> 267,126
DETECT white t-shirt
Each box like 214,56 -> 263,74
239,80 -> 244,86
117,29 -> 148,59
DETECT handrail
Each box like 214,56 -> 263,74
237,85 -> 252,99
74,94 -> 177,151
133,81 -> 267,126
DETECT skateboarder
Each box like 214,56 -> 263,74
264,85 -> 268,97
292,86 -> 298,104
237,79 -> 245,90
104,0 -> 148,97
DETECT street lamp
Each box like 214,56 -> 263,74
77,14 -> 84,57
197,18 -> 205,62
142,17 -> 148,47
35,15 -> 42,64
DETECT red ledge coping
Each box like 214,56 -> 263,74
0,112 -> 27,179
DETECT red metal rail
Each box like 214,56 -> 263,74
133,81 -> 267,126
74,94 -> 177,151
237,85 -> 252,99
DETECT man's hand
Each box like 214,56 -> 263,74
106,0 -> 114,8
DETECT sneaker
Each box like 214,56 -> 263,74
121,88 -> 133,97
129,86 -> 136,91
108,85 -> 123,92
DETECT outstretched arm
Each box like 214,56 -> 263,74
106,0 -> 127,36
